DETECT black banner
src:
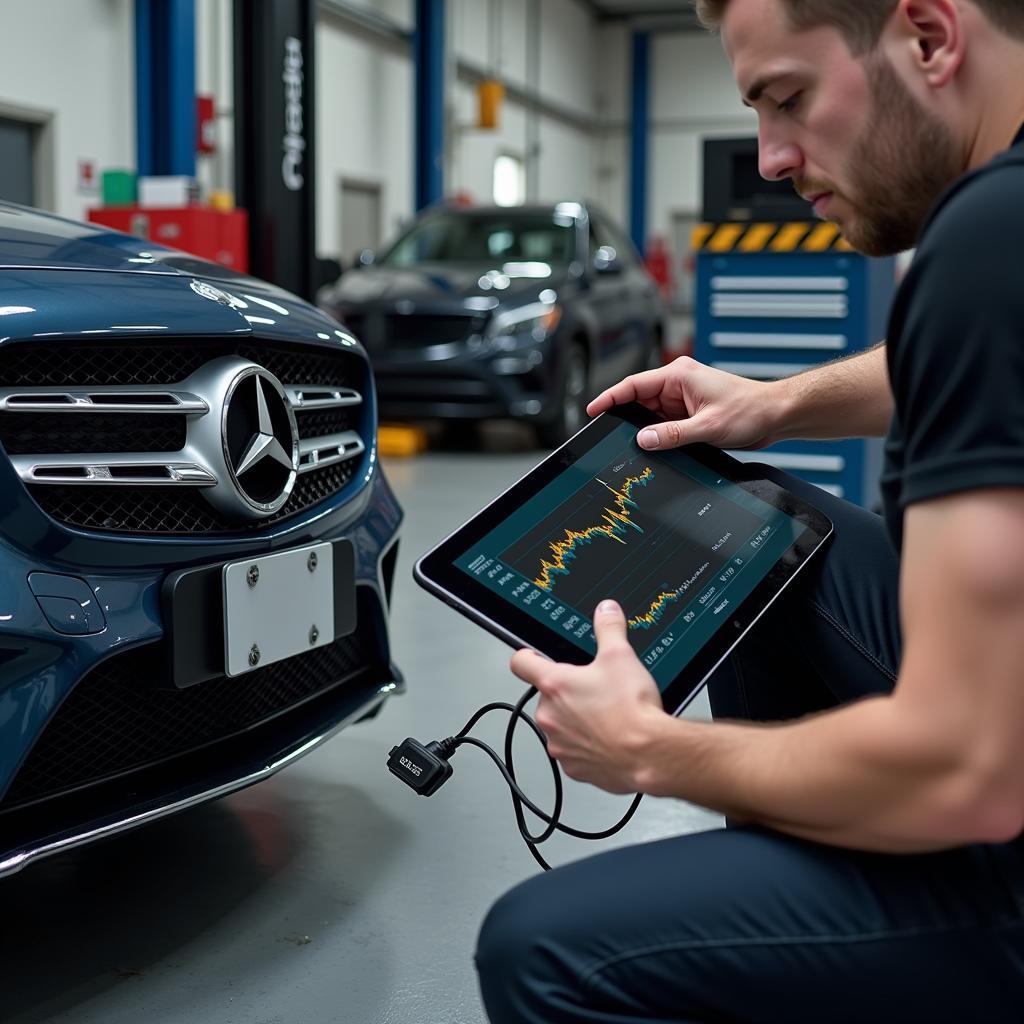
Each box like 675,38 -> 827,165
234,0 -> 316,300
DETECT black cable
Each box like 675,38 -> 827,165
448,686 -> 644,870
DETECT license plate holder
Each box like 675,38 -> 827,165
223,541 -> 336,678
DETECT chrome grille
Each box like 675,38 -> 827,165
0,339 -> 369,534
343,312 -> 479,349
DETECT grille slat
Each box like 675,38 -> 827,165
2,630 -> 376,809
28,460 -> 356,533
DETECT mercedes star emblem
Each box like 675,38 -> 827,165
221,366 -> 299,516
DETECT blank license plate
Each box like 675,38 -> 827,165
223,542 -> 335,677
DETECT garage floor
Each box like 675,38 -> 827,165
0,428 -> 722,1024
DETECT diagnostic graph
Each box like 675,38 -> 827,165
501,454 -> 764,648
529,466 -> 654,592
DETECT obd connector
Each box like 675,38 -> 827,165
387,737 -> 455,796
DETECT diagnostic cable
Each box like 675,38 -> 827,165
387,686 -> 643,871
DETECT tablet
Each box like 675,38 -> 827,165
414,403 -> 833,716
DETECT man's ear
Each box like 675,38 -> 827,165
893,0 -> 964,88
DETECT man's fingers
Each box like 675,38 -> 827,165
586,369 -> 670,417
593,599 -> 630,653
586,376 -> 642,416
510,647 -> 547,686
637,416 -> 698,451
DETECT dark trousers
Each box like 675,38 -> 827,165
476,468 -> 1024,1023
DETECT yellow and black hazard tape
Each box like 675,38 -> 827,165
692,221 -> 853,254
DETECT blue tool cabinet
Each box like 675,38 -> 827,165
693,223 -> 896,508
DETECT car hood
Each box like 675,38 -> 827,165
0,203 -> 358,349
324,262 -> 571,310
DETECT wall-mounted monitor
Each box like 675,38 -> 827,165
702,137 -> 814,223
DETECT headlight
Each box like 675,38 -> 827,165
488,301 -> 563,349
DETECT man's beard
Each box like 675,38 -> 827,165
800,56 -> 961,256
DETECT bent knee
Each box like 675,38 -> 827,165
476,877 -> 548,975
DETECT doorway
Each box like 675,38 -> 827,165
0,116 -> 36,206
339,178 -> 383,266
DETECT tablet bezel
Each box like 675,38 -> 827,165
414,403 -> 833,716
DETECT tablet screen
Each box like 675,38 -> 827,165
450,417 -> 814,694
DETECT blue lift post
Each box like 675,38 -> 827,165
135,0 -> 196,178
629,30 -> 650,255
414,0 -> 445,211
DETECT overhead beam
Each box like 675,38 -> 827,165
317,0 -> 411,52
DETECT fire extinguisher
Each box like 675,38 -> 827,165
644,234 -> 672,300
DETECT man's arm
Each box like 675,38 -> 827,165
513,488 -> 1024,853
587,343 -> 893,452
776,341 -> 893,441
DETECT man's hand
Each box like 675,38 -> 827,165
510,600 -> 668,794
586,356 -> 781,452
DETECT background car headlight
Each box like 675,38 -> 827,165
488,302 -> 563,350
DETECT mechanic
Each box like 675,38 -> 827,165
475,1 -> 1024,1020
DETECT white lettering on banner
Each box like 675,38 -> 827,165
282,36 -> 305,191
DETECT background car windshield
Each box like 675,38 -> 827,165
382,213 -> 574,267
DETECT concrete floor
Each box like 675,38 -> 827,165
0,427 -> 722,1024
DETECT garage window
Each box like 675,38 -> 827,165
493,154 -> 524,207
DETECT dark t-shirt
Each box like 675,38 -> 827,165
881,124 -> 1024,551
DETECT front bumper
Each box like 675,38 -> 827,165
372,339 -> 561,421
0,468 -> 403,878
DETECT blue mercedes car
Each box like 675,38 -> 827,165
0,204 -> 403,877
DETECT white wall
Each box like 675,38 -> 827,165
649,31 -> 756,232
589,25 -> 758,249
592,28 -> 756,246
448,0 -> 602,206
592,23 -> 630,224
316,12 -> 414,259
343,0 -> 414,31
196,0 -> 234,202
0,0 -> 134,221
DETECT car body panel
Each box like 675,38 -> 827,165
0,203 -> 402,877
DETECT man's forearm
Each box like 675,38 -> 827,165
636,694 -> 1003,853
774,342 -> 892,440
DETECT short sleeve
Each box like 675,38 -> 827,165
887,163 -> 1024,511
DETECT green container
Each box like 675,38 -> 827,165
101,169 -> 136,206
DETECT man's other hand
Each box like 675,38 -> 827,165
586,356 -> 780,453
510,600 -> 668,794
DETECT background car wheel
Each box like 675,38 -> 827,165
643,331 -> 665,371
537,341 -> 588,448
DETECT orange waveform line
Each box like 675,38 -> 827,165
532,467 -> 654,591
628,589 -> 682,630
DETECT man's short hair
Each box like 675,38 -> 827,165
693,0 -> 1024,53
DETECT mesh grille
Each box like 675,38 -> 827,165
384,314 -> 476,346
27,460 -> 356,534
1,338 -> 366,534
294,406 -> 355,439
342,313 -> 477,349
2,630 -> 375,808
0,412 -> 187,455
0,339 -> 360,389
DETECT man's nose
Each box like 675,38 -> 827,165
758,137 -> 802,182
